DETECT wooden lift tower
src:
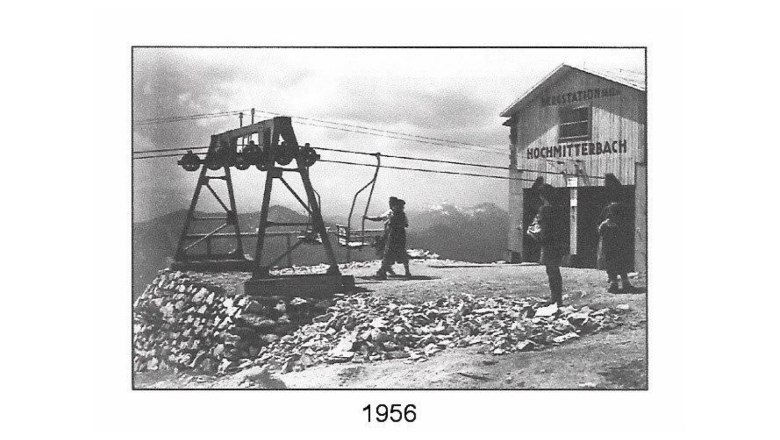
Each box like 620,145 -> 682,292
171,116 -> 353,297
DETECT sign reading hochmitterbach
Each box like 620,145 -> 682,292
526,140 -> 628,159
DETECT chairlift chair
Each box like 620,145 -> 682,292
335,153 -> 385,256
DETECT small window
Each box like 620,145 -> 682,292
558,106 -> 591,142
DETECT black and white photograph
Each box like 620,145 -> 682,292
10,3 -> 779,437
132,47 -> 647,390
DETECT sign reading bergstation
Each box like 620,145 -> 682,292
540,87 -> 621,107
526,140 -> 628,159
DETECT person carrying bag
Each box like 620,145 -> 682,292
526,177 -> 565,306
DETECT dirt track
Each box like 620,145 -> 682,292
135,261 -> 647,389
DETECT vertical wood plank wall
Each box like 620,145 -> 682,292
513,73 -> 645,189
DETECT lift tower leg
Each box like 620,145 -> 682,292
242,164 -> 353,297
171,136 -> 251,272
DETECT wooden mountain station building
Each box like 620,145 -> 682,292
501,64 -> 647,272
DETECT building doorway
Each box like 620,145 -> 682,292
575,185 -> 636,269
522,185 -> 635,269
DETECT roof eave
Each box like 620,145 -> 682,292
499,63 -> 569,118
500,64 -> 646,118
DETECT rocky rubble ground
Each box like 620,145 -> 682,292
134,267 -> 625,377
255,292 -> 624,373
133,270 -> 331,374
406,249 -> 440,259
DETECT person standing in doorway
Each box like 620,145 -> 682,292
526,177 -> 566,306
365,196 -> 411,279
598,174 -> 635,293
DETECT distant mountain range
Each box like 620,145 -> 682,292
406,203 -> 509,263
133,206 -> 334,296
133,203 -> 509,296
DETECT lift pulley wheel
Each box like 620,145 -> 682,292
297,144 -> 320,168
255,149 -> 271,171
205,145 -> 232,170
234,152 -> 251,170
242,143 -> 262,164
182,142 -> 319,171
275,141 -> 297,166
178,151 -> 202,172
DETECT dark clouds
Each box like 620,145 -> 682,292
133,48 -> 314,152
132,48 -> 643,221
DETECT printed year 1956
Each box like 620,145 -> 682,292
362,404 -> 416,423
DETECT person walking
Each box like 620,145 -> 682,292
526,177 -> 566,306
365,196 -> 411,279
597,174 -> 635,293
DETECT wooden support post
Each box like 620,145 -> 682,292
239,112 -> 244,148
252,168 -> 276,278
567,176 -> 579,266
223,164 -> 244,257
299,165 -> 340,274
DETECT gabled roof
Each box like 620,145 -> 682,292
500,63 -> 646,117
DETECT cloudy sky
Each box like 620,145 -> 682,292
133,48 -> 644,222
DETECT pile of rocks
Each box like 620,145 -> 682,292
253,292 -> 624,373
133,270 -> 330,375
134,269 -> 625,377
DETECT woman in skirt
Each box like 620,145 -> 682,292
365,196 -> 411,279
597,174 -> 635,293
